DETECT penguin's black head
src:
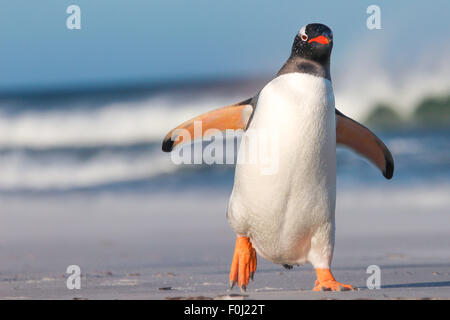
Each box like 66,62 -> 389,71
291,23 -> 333,64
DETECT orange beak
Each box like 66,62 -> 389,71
308,35 -> 329,44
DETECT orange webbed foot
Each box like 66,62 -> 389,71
229,236 -> 257,292
313,268 -> 354,292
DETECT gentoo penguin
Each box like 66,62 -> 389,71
162,23 -> 394,291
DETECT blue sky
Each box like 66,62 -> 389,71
1,0 -> 449,92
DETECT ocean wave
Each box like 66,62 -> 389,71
333,37 -> 450,121
0,129 -> 448,191
0,147 -> 179,190
386,137 -> 426,155
0,93 -> 241,148
0,82 -> 448,192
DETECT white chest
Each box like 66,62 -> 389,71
228,73 -> 337,264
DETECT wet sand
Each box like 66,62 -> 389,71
0,185 -> 449,300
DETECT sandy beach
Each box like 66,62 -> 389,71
1,0 -> 450,303
1,184 -> 449,300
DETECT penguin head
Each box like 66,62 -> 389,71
291,23 -> 333,64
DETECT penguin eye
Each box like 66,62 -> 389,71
301,34 -> 308,41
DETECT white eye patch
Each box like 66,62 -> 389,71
299,25 -> 308,41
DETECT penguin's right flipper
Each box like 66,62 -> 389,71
162,98 -> 254,152
335,109 -> 394,179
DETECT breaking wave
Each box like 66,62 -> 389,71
0,79 -> 448,192
0,94 -> 237,148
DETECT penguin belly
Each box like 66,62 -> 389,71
227,73 -> 336,268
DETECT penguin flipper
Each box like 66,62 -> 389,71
335,109 -> 394,179
162,98 -> 254,152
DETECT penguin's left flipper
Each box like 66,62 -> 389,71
336,109 -> 394,180
162,98 -> 254,152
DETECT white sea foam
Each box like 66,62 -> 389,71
0,94 -> 238,148
334,38 -> 450,121
0,149 -> 178,190
387,138 -> 425,155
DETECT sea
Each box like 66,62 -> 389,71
0,79 -> 449,196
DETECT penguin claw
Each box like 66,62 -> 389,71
337,284 -> 353,291
314,281 -> 354,292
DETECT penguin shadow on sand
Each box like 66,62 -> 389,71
382,281 -> 450,289
377,264 -> 450,290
